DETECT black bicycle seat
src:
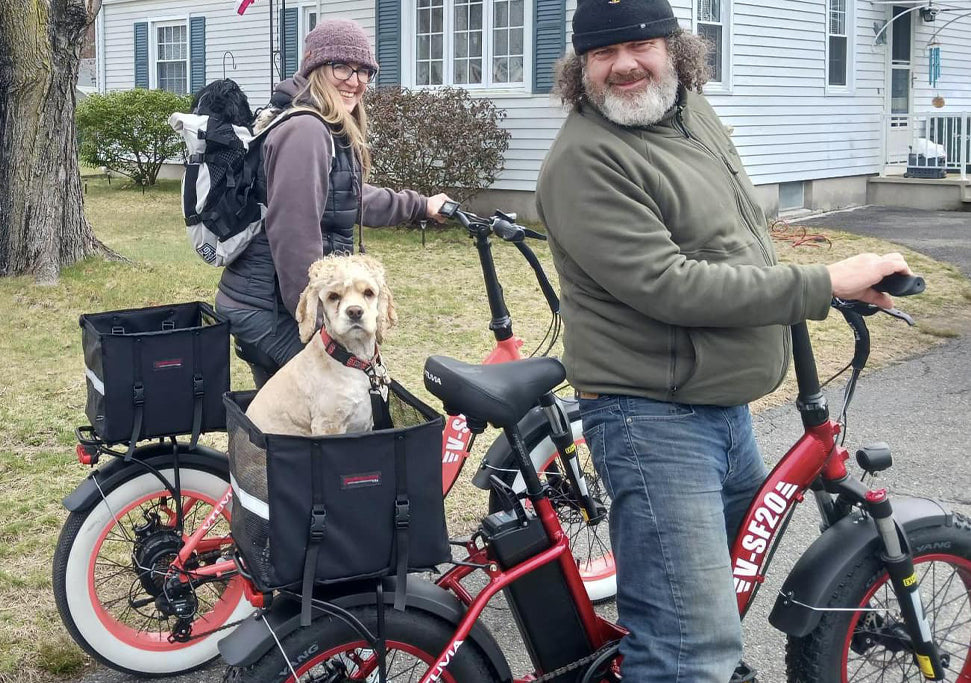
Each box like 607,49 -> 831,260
423,356 -> 565,428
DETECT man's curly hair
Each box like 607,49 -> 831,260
553,29 -> 712,107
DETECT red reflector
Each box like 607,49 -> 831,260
76,444 -> 95,465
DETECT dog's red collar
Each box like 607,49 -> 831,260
318,327 -> 379,373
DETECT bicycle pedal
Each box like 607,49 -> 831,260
730,661 -> 758,683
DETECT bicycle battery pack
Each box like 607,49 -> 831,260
481,508 -> 594,682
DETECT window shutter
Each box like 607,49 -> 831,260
134,22 -> 149,89
190,17 -> 207,93
279,7 -> 299,79
375,0 -> 401,86
533,0 -> 565,94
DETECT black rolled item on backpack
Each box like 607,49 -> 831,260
80,302 -> 230,452
224,383 -> 450,622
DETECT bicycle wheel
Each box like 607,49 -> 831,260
786,514 -> 971,682
488,418 -> 616,602
53,466 -> 253,676
226,605 -> 499,682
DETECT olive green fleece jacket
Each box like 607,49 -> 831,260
536,89 -> 833,406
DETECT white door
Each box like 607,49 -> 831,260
887,5 -> 913,165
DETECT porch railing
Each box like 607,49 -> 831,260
881,111 -> 969,181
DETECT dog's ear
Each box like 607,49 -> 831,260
295,279 -> 322,343
376,280 -> 397,344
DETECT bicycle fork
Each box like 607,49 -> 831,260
866,489 -> 946,680
537,393 -> 605,524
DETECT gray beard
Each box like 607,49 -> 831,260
583,65 -> 679,127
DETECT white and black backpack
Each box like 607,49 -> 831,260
169,107 -> 327,267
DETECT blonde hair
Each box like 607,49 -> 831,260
294,67 -> 372,178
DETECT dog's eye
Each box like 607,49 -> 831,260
327,292 -> 341,302
363,288 -> 375,298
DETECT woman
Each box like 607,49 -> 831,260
215,18 -> 450,385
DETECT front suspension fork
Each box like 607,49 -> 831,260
866,489 -> 946,680
538,394 -> 604,524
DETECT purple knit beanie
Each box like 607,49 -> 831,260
299,19 -> 378,77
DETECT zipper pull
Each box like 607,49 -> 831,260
721,152 -> 739,175
675,106 -> 691,140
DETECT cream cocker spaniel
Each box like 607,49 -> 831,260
245,254 -> 397,436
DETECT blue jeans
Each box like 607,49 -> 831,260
579,394 -> 767,683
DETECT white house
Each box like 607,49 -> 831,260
94,0 -> 971,217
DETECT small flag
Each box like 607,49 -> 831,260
235,0 -> 255,15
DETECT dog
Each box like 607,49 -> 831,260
245,254 -> 397,436
191,79 -> 254,128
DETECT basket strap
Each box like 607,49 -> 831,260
190,330 -> 204,448
371,390 -> 392,430
302,440 -> 328,626
393,433 -> 409,611
125,338 -> 145,461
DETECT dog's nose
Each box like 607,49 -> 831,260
346,305 -> 364,320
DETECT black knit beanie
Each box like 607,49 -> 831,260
572,0 -> 679,55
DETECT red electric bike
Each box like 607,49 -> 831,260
221,270 -> 971,683
52,208 -> 613,677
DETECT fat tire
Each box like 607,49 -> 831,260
785,513 -> 971,682
226,605 -> 499,682
487,416 -> 616,602
53,466 -> 251,677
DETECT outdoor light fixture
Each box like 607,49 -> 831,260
920,6 -> 939,22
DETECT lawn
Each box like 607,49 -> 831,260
1,176 -> 969,682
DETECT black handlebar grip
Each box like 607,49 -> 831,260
873,273 -> 925,296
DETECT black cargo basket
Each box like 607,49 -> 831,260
80,302 -> 230,449
225,382 -> 449,618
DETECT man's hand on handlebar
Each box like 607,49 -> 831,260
826,252 -> 912,309
425,193 -> 455,223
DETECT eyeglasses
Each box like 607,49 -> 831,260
326,62 -> 378,84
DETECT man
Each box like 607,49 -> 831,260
535,0 -> 910,680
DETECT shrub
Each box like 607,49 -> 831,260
364,87 -> 511,204
77,89 -> 191,186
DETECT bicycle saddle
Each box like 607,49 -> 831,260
423,356 -> 566,429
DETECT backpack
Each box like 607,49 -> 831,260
169,107 -> 328,267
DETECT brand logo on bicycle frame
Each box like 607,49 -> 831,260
443,417 -> 471,464
429,639 -> 464,681
733,481 -> 799,594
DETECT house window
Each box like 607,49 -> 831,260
155,22 -> 188,94
696,0 -> 727,85
412,0 -> 526,88
779,181 -> 805,211
827,0 -> 848,86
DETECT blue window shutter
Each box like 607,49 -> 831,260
375,0 -> 401,86
533,0 -> 565,93
134,22 -> 149,88
279,8 -> 299,78
190,17 -> 207,93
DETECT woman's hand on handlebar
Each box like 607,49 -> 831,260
425,193 -> 454,223
826,252 -> 912,309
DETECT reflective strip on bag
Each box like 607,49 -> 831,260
230,472 -> 270,520
85,366 -> 105,395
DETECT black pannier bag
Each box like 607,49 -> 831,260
225,382 -> 450,622
80,302 -> 230,452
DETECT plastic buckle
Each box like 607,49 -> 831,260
161,321 -> 175,331
133,383 -> 145,406
309,507 -> 327,541
111,326 -> 125,335
395,498 -> 410,530
193,374 -> 205,397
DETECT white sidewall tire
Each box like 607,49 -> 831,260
512,419 -> 617,602
61,468 -> 254,675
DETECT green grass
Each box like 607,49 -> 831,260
1,177 -> 970,681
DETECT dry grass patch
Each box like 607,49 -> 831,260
0,177 -> 969,681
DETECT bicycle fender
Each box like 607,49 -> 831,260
61,444 -> 229,513
470,396 -> 580,491
769,495 -> 951,637
217,578 -> 513,681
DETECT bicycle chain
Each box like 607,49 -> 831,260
530,641 -> 620,683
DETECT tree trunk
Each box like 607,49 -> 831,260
0,0 -> 111,284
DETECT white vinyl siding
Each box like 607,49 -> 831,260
100,0 -> 971,192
